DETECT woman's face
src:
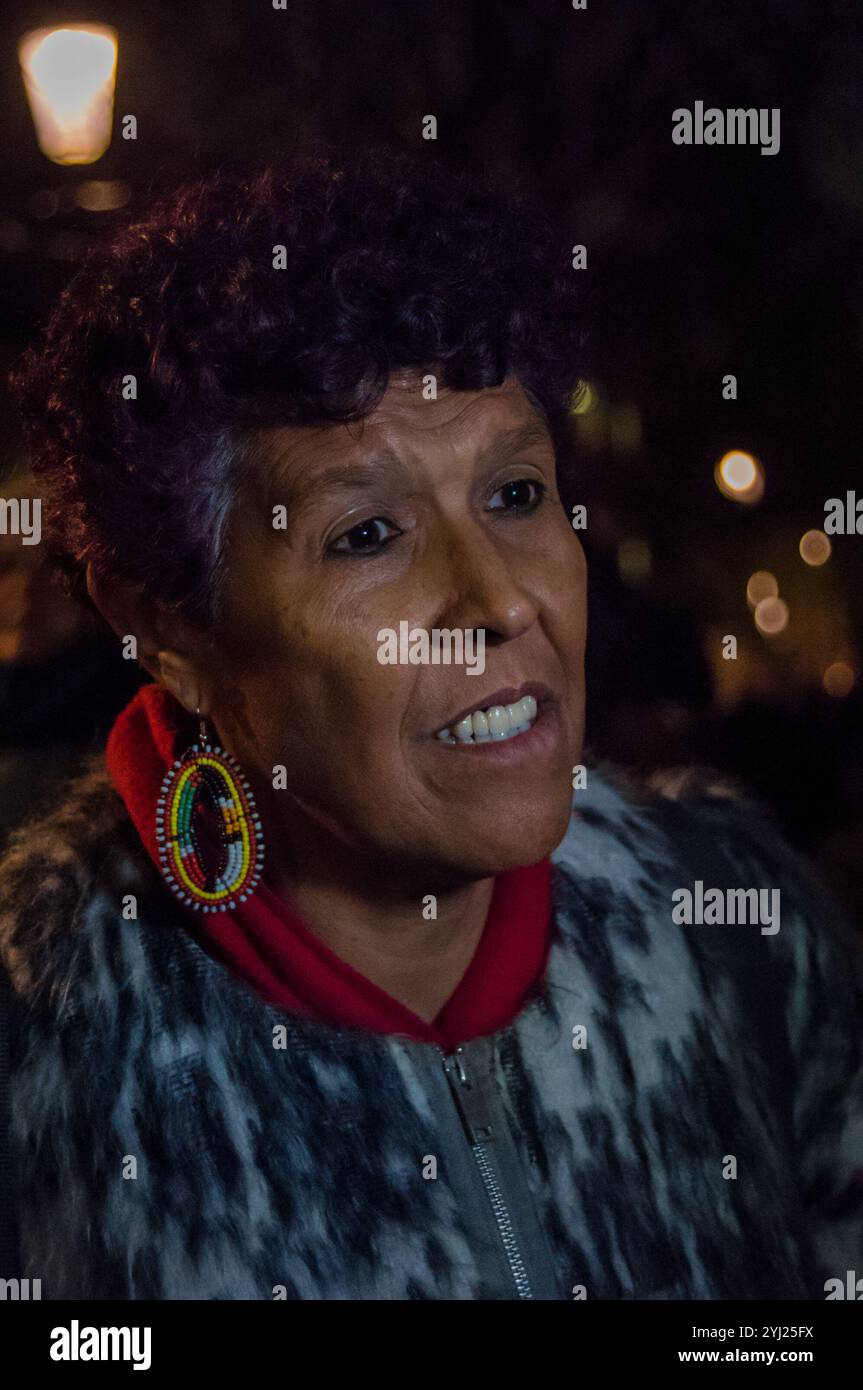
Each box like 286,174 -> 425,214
202,371 -> 587,888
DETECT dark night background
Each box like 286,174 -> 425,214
1,0 -> 862,914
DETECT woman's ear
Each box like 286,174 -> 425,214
86,562 -> 159,671
85,562 -> 213,713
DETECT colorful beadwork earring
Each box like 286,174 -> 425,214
156,708 -> 265,912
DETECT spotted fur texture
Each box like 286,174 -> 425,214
1,756 -> 861,1299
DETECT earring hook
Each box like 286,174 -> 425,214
196,704 -> 209,746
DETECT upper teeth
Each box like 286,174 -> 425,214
436,694 -> 538,744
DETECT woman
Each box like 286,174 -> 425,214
1,153 -> 861,1300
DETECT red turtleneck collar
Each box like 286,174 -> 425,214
105,682 -> 552,1049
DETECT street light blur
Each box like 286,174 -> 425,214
18,25 -> 118,166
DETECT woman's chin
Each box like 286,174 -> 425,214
442,795 -> 574,877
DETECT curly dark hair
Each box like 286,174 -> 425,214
10,150 -> 588,627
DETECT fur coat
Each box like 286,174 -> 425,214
0,757 -> 861,1300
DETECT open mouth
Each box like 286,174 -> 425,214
433,682 -> 553,746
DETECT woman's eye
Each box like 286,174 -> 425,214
328,517 -> 400,557
488,478 -> 547,512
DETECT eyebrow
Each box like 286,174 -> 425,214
475,422 -> 551,466
270,453 -> 405,533
269,421 -> 552,532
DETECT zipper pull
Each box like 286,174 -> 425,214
444,1045 -> 470,1086
441,1045 -> 495,1144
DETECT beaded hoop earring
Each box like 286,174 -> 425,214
155,709 -> 265,912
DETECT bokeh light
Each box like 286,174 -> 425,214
74,180 -> 131,211
799,529 -> 832,566
715,450 -> 764,504
823,661 -> 855,697
754,595 -> 789,636
617,537 -> 652,584
570,381 -> 596,415
746,570 -> 778,609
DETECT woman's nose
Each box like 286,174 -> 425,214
430,522 -> 540,643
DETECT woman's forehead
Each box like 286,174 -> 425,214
253,375 -> 546,481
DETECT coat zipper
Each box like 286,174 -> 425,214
440,1044 -> 533,1299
